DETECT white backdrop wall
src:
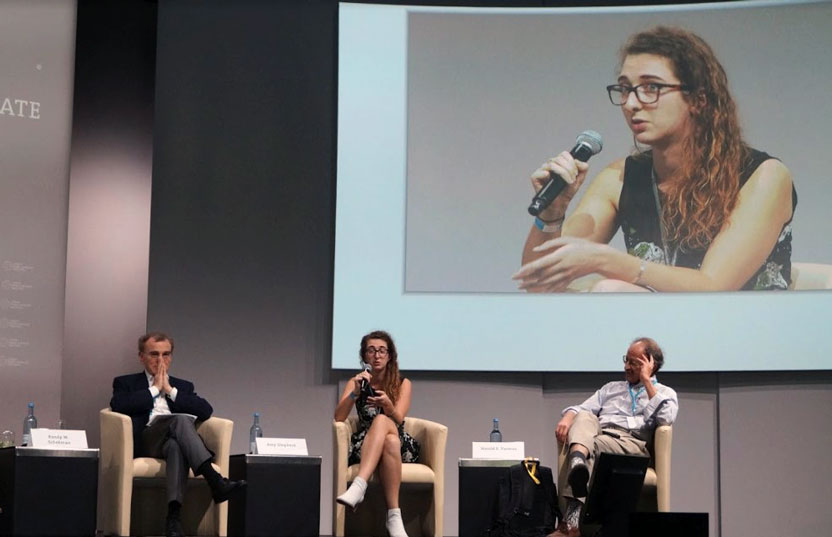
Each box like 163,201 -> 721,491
0,0 -> 76,438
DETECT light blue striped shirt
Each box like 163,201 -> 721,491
563,376 -> 678,440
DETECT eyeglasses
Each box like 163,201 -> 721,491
622,355 -> 640,367
606,82 -> 690,106
365,346 -> 388,357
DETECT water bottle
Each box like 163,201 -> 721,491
489,418 -> 502,442
249,412 -> 263,454
22,402 -> 37,446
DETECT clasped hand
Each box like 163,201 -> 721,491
153,362 -> 173,395
514,236 -> 611,292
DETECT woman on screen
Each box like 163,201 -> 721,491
334,330 -> 419,537
513,26 -> 796,292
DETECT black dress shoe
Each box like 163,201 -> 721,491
165,516 -> 185,537
567,459 -> 589,498
211,477 -> 247,503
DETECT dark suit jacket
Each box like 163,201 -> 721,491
110,372 -> 213,458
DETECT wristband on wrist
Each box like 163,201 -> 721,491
534,216 -> 564,233
633,259 -> 647,285
349,391 -> 357,400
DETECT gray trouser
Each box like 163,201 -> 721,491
142,414 -> 213,504
559,410 -> 649,501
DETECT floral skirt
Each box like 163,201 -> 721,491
348,419 -> 420,465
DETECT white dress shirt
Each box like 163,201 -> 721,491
145,370 -> 178,425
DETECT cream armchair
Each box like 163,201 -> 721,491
557,424 -> 672,512
333,416 -> 448,537
98,408 -> 233,536
790,262 -> 832,290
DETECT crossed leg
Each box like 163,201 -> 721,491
357,414 -> 402,507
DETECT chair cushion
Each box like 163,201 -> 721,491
133,457 -> 220,479
346,462 -> 435,485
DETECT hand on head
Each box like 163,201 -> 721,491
634,353 -> 655,384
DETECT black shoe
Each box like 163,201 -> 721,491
211,477 -> 247,503
165,516 -> 185,537
567,459 -> 589,498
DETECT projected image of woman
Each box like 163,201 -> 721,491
513,26 -> 796,292
334,330 -> 419,537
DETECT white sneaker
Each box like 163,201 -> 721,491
386,508 -> 408,537
336,477 -> 367,510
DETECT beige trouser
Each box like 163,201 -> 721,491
559,410 -> 649,501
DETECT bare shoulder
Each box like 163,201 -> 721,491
606,157 -> 628,172
741,158 -> 793,198
584,158 -> 626,201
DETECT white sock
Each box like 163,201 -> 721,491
336,476 -> 367,509
386,508 -> 408,537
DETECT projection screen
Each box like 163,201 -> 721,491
333,0 -> 832,372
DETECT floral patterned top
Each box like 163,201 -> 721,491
347,383 -> 420,465
619,148 -> 797,290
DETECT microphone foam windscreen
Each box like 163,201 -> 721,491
577,130 -> 603,154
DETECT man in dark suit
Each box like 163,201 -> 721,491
111,332 -> 246,537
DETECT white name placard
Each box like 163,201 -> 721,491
472,441 -> 525,459
30,428 -> 88,449
256,437 -> 308,456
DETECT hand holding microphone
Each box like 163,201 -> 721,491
528,130 -> 603,219
353,363 -> 375,398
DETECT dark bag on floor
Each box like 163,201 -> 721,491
486,460 -> 561,537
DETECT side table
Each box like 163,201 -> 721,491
228,454 -> 321,537
0,447 -> 99,537
458,458 -> 522,537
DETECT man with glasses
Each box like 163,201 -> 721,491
110,332 -> 247,537
552,337 -> 678,536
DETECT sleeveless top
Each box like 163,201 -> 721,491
619,148 -> 797,290
347,382 -> 420,465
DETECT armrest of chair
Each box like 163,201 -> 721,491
333,419 -> 353,494
98,408 -> 134,535
406,418 -> 448,477
405,417 -> 447,537
653,425 -> 672,511
197,417 -> 234,476
100,409 -> 133,476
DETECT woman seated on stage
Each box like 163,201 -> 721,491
514,26 -> 796,293
334,330 -> 419,537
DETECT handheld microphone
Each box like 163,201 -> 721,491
527,130 -> 603,216
360,362 -> 376,397
360,362 -> 371,389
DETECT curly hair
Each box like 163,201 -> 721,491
359,330 -> 403,404
622,26 -> 747,251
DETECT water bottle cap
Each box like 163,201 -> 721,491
28,402 -> 34,408
254,412 -> 260,417
493,418 -> 499,422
